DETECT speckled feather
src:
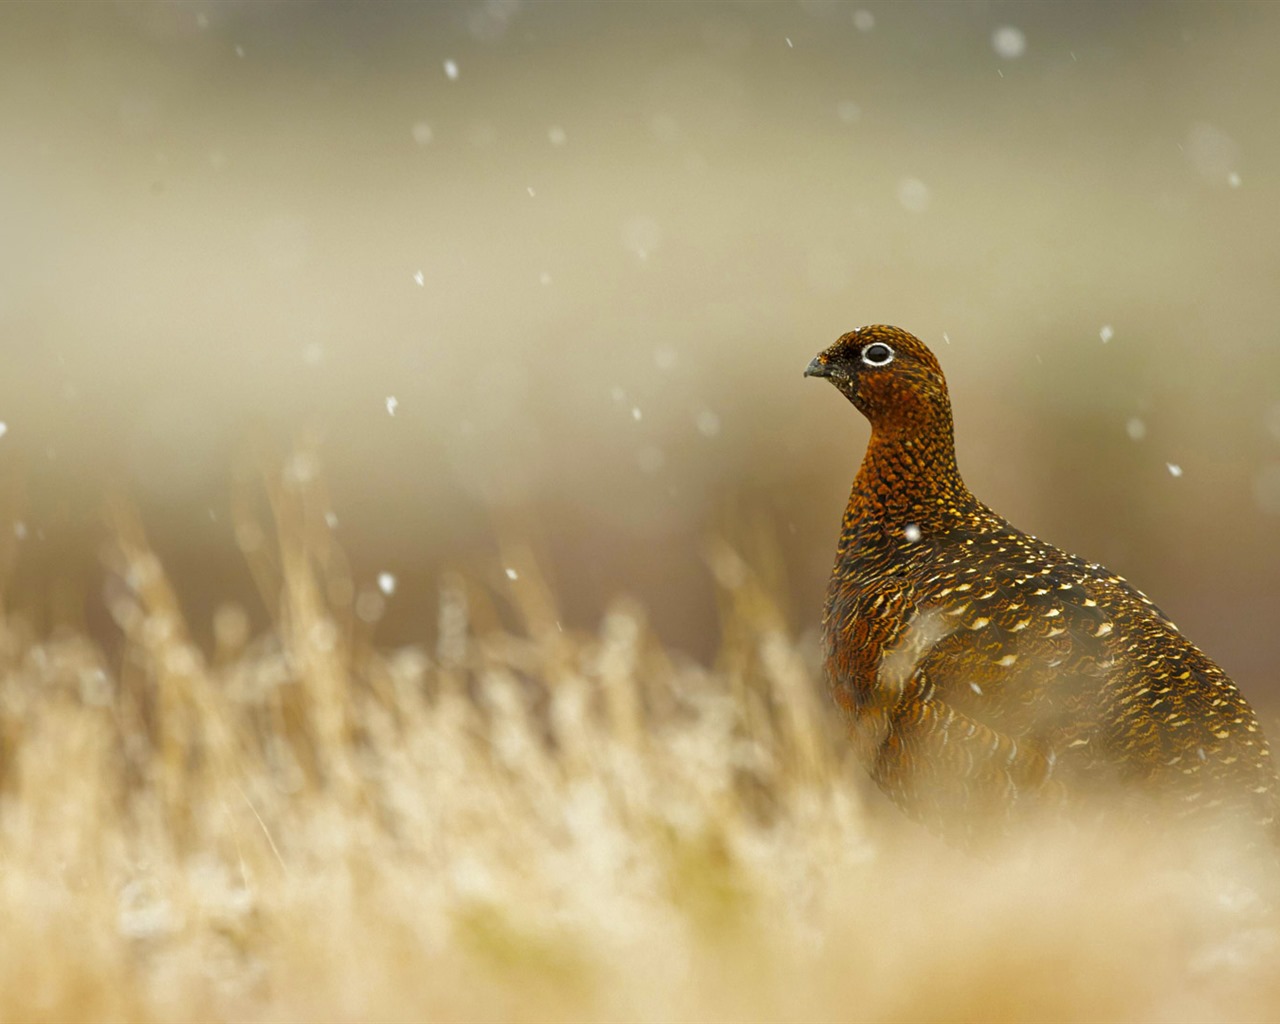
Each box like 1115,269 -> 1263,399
809,325 -> 1278,842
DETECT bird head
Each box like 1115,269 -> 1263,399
805,325 -> 951,433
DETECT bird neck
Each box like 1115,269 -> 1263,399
842,415 -> 977,541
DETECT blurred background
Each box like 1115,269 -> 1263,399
2,1 -> 1279,701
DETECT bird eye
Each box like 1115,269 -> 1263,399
862,343 -> 894,367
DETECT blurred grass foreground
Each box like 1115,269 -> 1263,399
0,459 -> 1278,1023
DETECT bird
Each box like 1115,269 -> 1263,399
806,324 -> 1278,843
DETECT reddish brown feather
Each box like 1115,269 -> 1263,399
812,325 -> 1278,842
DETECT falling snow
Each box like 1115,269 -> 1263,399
284,452 -> 318,485
411,122 -> 433,146
548,125 -> 567,145
0,422 -> 7,439
413,270 -> 425,286
377,572 -> 397,596
324,511 -> 339,529
621,216 -> 662,261
897,178 -> 931,213
505,567 -> 519,580
1228,171 -> 1242,188
443,59 -> 459,80
836,100 -> 861,124
1186,122 -> 1240,184
904,523 -> 922,543
386,396 -> 399,417
1166,463 -> 1183,478
853,9 -> 874,32
696,410 -> 721,437
631,406 -> 643,422
654,346 -> 678,371
1126,417 -> 1147,441
1099,324 -> 1114,344
991,26 -> 1027,59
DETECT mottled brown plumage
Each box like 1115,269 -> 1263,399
808,325 -> 1278,842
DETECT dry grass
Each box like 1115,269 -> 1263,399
2,461 -> 1280,1023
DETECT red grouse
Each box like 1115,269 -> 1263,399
807,325 -> 1277,841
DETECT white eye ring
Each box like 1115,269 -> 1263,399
861,343 -> 895,367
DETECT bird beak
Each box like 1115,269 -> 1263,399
804,355 -> 831,379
